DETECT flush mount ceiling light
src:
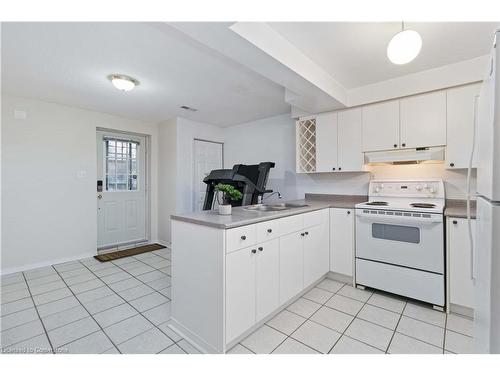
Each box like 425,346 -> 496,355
107,74 -> 139,91
387,22 -> 422,65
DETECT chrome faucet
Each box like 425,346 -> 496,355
261,191 -> 282,203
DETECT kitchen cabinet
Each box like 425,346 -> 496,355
337,108 -> 364,171
446,84 -> 481,169
315,112 -> 338,172
329,208 -> 355,278
362,100 -> 400,152
400,91 -> 447,148
448,217 -> 476,311
303,223 -> 330,287
255,239 -> 280,321
279,230 -> 304,304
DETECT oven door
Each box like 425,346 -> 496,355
355,209 -> 444,274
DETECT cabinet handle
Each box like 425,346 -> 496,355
338,167 -> 342,171
402,143 -> 406,147
332,167 -> 336,171
300,233 -> 305,237
251,249 -> 256,254
305,231 -> 309,235
258,247 -> 263,251
450,163 -> 455,167
267,229 -> 272,233
347,211 -> 351,214
393,144 -> 397,148
241,235 -> 246,240
452,220 -> 458,225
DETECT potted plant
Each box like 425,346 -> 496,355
214,183 -> 242,215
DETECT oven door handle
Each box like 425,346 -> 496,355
356,211 -> 443,225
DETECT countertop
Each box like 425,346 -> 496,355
444,199 -> 477,219
171,194 -> 367,229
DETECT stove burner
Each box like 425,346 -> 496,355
366,201 -> 389,206
410,203 -> 436,208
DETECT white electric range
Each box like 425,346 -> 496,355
355,180 -> 445,308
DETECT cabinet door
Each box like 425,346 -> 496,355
449,218 -> 476,310
362,100 -> 400,152
446,84 -> 481,169
225,246 -> 256,343
315,112 -> 338,172
329,208 -> 354,277
279,231 -> 304,304
255,239 -> 280,321
400,91 -> 446,148
303,223 -> 329,287
338,108 -> 363,172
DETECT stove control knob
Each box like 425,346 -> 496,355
416,184 -> 423,191
430,186 -> 437,194
424,184 -> 429,190
374,186 -> 381,193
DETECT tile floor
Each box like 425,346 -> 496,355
1,251 -> 475,354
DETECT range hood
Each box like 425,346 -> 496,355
364,147 -> 445,165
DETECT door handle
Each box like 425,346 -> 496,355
97,194 -> 103,199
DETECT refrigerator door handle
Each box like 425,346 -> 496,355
468,94 -> 480,280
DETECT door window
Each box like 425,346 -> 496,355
104,139 -> 139,191
372,223 -> 420,244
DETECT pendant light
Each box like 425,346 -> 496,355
387,22 -> 422,65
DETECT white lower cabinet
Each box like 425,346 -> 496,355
303,223 -> 329,287
279,230 -> 304,304
255,239 -> 280,321
448,217 -> 476,310
329,208 -> 355,278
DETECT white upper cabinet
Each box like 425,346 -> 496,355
338,108 -> 363,171
446,84 -> 481,169
362,100 -> 400,152
315,112 -> 338,172
400,91 -> 447,148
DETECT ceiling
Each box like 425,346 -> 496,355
269,22 -> 500,88
1,22 -> 290,127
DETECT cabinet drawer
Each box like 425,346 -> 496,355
303,209 -> 329,228
277,214 -> 303,236
226,224 -> 257,253
256,219 -> 280,243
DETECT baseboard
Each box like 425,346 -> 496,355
450,303 -> 474,318
156,239 -> 171,249
1,251 -> 98,276
326,271 -> 354,285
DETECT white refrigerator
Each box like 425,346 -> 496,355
474,29 -> 500,353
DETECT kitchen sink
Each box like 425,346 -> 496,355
243,203 -> 309,212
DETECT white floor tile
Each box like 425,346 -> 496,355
396,316 -> 444,348
1,307 -> 39,331
81,294 -> 124,315
302,287 -> 333,304
227,344 -> 254,354
42,305 -> 89,331
3,333 -> 52,354
316,279 -> 344,293
1,298 -> 34,317
337,285 -> 373,302
446,314 -> 473,337
92,265 -> 122,278
160,344 -> 186,354
388,333 -> 443,354
93,303 -> 138,328
118,327 -> 174,354
26,274 -> 60,287
2,289 -> 31,304
146,276 -> 171,291
76,286 -> 114,303
47,316 -> 100,348
33,288 -> 72,306
57,330 -> 114,354
104,314 -> 154,345
141,302 -> 171,325
286,297 -> 322,318
29,280 -> 67,296
325,294 -> 364,316
445,330 -> 475,354
108,277 -> 143,292
99,271 -> 131,285
309,306 -> 354,333
329,335 -> 383,354
136,270 -> 166,283
345,318 -> 393,351
266,310 -> 306,335
367,293 -> 406,313
64,273 -> 98,286
240,325 -> 287,354
24,266 -> 57,280
158,322 -> 182,342
127,265 -> 156,277
70,278 -> 105,294
291,320 -> 341,353
129,291 -> 169,312
358,304 -> 401,330
2,282 -> 29,294
272,337 -> 319,354
116,284 -> 155,301
36,296 -> 80,317
1,319 -> 45,348
403,302 -> 446,328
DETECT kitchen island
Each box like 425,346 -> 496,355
169,196 -> 364,353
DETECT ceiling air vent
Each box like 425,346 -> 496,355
180,105 -> 198,112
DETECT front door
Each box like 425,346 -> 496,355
193,139 -> 223,211
97,130 -> 147,249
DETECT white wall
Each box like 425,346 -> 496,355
1,95 -> 159,274
158,118 -> 177,245
175,118 -> 224,214
224,114 -> 475,202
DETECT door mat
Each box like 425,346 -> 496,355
94,243 -> 166,262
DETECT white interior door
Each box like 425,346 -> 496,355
97,131 -> 147,249
193,139 -> 223,211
